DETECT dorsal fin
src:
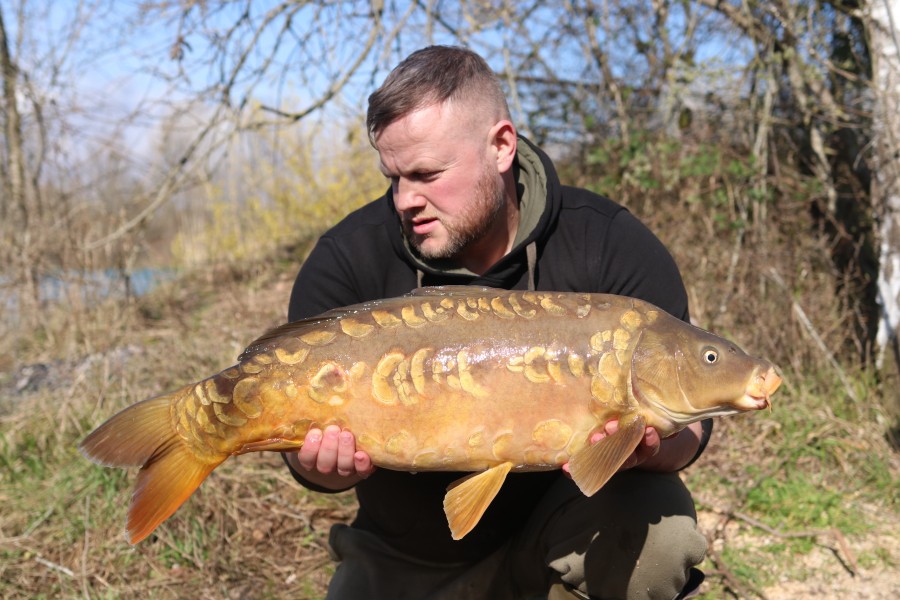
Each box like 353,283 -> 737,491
239,295 -> 405,361
408,285 -> 500,297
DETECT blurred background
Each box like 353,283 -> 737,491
1,1 -> 897,598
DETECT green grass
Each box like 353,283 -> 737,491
744,470 -> 863,534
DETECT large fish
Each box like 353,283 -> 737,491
80,286 -> 781,544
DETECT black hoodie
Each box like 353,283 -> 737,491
285,137 -> 699,563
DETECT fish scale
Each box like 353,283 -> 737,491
79,285 -> 781,544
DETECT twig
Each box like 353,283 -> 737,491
293,555 -> 332,581
266,506 -> 312,529
81,495 -> 91,599
85,101 -> 227,251
22,506 -> 54,538
697,495 -> 859,576
34,555 -> 75,577
766,267 -> 860,402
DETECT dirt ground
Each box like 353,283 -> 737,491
695,501 -> 900,599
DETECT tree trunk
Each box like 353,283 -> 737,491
0,5 -> 42,323
0,5 -> 27,228
866,0 -> 900,395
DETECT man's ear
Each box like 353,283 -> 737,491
489,120 -> 517,174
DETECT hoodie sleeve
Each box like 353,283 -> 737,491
288,235 -> 362,322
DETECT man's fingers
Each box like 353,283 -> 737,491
642,427 -> 661,456
298,426 -> 373,479
298,428 -> 323,471
336,430 -> 356,476
315,425 -> 342,474
354,451 -> 375,478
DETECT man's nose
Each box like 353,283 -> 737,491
392,178 -> 426,211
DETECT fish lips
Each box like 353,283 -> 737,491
741,365 -> 782,410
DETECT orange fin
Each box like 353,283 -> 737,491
568,413 -> 646,496
126,441 -> 221,543
79,388 -> 223,544
79,393 -> 183,468
443,462 -> 512,540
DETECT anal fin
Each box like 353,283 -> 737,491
568,413 -> 646,496
443,462 -> 513,540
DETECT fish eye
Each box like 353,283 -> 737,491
702,347 -> 719,364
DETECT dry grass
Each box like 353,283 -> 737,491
1,220 -> 898,599
0,255 -> 357,599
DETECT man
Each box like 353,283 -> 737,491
283,45 -> 711,600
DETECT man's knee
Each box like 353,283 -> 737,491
542,471 -> 707,600
588,511 -> 707,599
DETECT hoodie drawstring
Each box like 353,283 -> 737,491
526,241 -> 537,291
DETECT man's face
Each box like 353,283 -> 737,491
374,102 -> 507,262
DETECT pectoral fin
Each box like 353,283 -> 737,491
443,462 -> 513,540
568,413 -> 646,497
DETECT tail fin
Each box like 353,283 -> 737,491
79,387 -> 224,544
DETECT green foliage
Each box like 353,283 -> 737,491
718,545 -> 776,589
579,130 -> 774,240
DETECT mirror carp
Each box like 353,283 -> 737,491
80,286 -> 781,544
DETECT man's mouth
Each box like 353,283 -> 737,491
408,216 -> 439,236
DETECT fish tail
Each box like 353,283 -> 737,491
79,386 -> 224,544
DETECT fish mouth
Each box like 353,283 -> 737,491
741,366 -> 782,411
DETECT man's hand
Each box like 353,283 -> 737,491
286,425 -> 376,490
562,419 -> 703,477
596,418 -> 663,471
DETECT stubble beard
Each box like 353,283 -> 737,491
403,162 -> 507,262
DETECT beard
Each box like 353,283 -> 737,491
402,161 -> 507,262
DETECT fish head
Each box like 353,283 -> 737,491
629,320 -> 782,430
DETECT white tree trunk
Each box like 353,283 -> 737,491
868,0 -> 900,371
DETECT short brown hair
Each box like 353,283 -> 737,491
366,45 -> 510,142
